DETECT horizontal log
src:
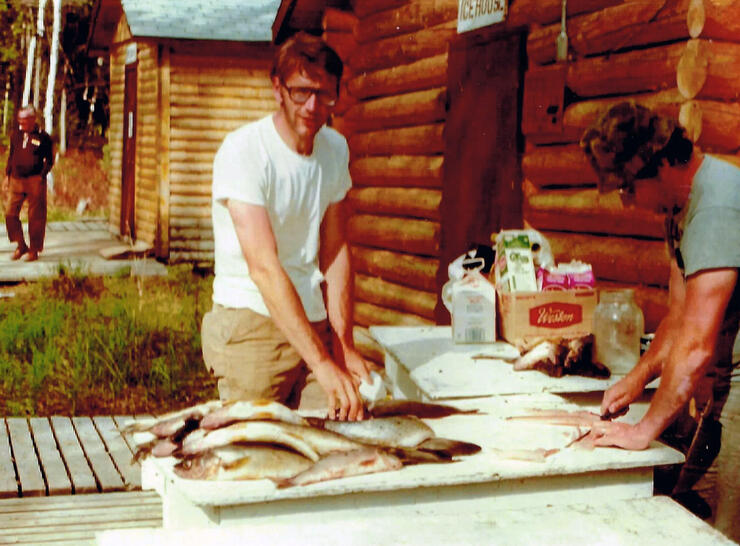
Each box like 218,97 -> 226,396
169,194 -> 211,206
355,0 -> 458,44
348,214 -> 440,256
170,206 -> 212,218
560,89 -> 687,144
169,226 -> 213,240
169,172 -> 212,185
170,140 -> 222,153
350,155 -> 443,188
507,0 -> 622,27
524,184 -> 665,238
170,184 -> 213,197
348,187 -> 442,220
322,8 -> 358,32
169,150 -> 216,163
169,250 -> 214,262
355,273 -> 437,319
566,41 -> 686,98
349,123 -> 445,156
170,128 -> 234,142
170,90 -> 275,106
528,0 -> 689,65
170,102 -> 276,118
522,144 -> 597,187
344,87 -> 447,133
167,240 -> 214,251
677,39 -> 740,100
544,231 -> 670,286
349,21 -> 457,73
353,326 -> 386,366
170,216 -> 213,228
352,0 -> 408,18
351,245 -> 439,292
679,99 -> 740,153
354,301 -> 434,327
688,0 -> 740,41
347,53 -> 448,100
597,281 -> 668,333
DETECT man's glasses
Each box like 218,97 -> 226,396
283,85 -> 337,107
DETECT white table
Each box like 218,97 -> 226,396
369,325 -> 649,401
96,495 -> 736,546
141,395 -> 683,529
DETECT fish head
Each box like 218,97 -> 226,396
173,453 -> 217,480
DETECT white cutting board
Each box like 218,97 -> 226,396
370,326 -> 648,399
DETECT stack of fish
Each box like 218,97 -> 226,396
124,399 -> 481,488
513,335 -> 610,378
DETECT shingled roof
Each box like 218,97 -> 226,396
119,0 -> 280,42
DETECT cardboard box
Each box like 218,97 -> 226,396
497,289 -> 597,345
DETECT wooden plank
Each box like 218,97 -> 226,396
50,417 -> 97,494
6,418 -> 45,497
72,417 -> 125,492
28,418 -> 72,496
0,490 -> 160,511
0,492 -> 161,545
0,419 -> 19,498
93,416 -> 141,489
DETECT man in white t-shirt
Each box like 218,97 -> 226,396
201,32 -> 371,421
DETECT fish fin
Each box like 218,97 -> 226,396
303,416 -> 327,429
131,439 -> 156,463
416,437 -> 482,457
384,447 -> 453,465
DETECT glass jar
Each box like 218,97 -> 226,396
593,289 -> 645,375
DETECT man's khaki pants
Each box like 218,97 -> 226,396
201,303 -> 330,410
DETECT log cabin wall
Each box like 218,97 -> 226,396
134,42 -> 159,247
106,18 -> 131,237
517,0 -> 740,332
322,0 -> 460,362
166,51 -> 275,262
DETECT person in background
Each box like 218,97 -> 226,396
2,105 -> 54,262
201,32 -> 372,421
581,101 -> 740,542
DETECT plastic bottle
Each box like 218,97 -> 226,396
593,289 -> 644,374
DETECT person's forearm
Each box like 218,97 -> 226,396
635,335 -> 714,441
250,261 -> 333,371
323,241 -> 355,350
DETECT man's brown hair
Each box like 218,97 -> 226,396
271,32 -> 343,92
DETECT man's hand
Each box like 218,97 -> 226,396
312,359 -> 365,421
600,372 -> 645,419
589,421 -> 653,450
1,175 -> 8,193
341,346 -> 374,385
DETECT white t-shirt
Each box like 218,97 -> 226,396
210,115 -> 352,321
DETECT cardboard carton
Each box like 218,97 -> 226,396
497,289 -> 597,345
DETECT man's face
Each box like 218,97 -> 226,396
18,112 -> 35,132
272,68 -> 338,141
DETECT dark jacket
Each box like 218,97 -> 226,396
5,126 -> 54,178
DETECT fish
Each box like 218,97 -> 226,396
122,400 -> 223,437
368,399 -> 481,419
174,444 -> 313,481
200,399 -> 307,429
489,448 -> 559,462
415,437 -> 482,458
273,447 -> 403,488
513,335 -> 609,378
506,409 -> 606,427
317,415 -> 435,448
180,420 -> 367,461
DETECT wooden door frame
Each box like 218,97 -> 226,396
121,62 -> 138,239
435,26 -> 527,323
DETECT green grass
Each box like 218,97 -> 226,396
0,264 -> 218,416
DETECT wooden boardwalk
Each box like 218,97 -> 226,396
0,416 -> 145,498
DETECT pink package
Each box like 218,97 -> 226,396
537,267 -> 569,291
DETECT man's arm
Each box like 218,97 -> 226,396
595,267 -> 737,449
227,199 -> 363,421
600,258 -> 686,417
319,199 -> 372,383
40,134 -> 54,178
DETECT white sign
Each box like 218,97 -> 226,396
457,0 -> 507,33
125,43 -> 137,65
